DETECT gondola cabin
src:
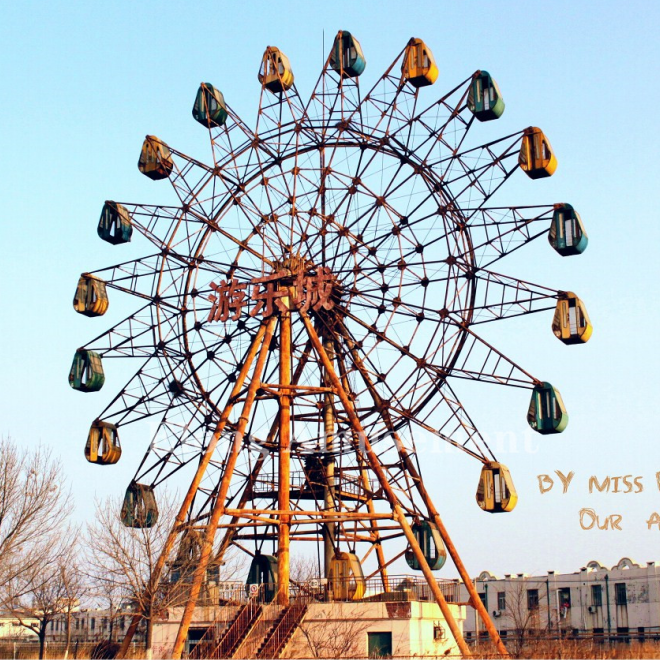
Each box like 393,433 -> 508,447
138,135 -> 173,181
98,201 -> 132,245
121,481 -> 159,528
327,552 -> 366,601
549,203 -> 588,256
401,38 -> 438,88
258,47 -> 294,94
519,127 -> 557,179
69,349 -> 105,392
468,70 -> 505,121
527,382 -> 568,434
246,553 -> 278,602
552,292 -> 592,345
192,83 -> 228,129
73,274 -> 109,317
85,420 -> 121,465
329,31 -> 366,78
405,520 -> 446,570
476,462 -> 517,513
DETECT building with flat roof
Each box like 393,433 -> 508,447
461,557 -> 660,644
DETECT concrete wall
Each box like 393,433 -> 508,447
152,600 -> 466,658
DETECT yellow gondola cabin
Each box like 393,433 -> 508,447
327,552 -> 366,601
73,274 -> 109,317
258,47 -> 294,94
476,462 -> 517,513
85,420 -> 121,465
519,127 -> 557,179
138,135 -> 173,181
401,38 -> 438,88
552,292 -> 592,345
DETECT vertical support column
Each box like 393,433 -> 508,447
300,313 -> 472,658
171,316 -> 277,660
277,301 -> 291,606
322,332 -> 336,575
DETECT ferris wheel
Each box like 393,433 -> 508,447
70,32 -> 591,658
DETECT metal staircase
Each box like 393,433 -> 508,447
256,602 -> 308,659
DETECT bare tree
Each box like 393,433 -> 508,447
85,491 -> 179,659
5,542 -> 83,660
296,604 -> 370,658
0,437 -> 71,600
504,580 -> 547,658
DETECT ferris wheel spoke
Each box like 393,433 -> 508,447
334,316 -> 492,462
256,81 -> 308,157
301,38 -> 364,140
88,254 -> 187,303
455,268 -> 560,325
96,358 -> 205,430
440,323 -> 538,388
397,75 -> 474,162
208,105 -> 257,170
430,131 -> 523,209
458,204 -> 555,268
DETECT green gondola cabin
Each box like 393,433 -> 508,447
329,31 -> 366,78
85,420 -> 121,465
519,127 -> 557,179
476,462 -> 518,513
138,135 -> 173,181
549,203 -> 588,256
246,553 -> 278,602
98,201 -> 132,245
73,274 -> 109,317
121,481 -> 159,528
192,83 -> 228,129
401,38 -> 438,88
527,382 -> 568,434
69,349 -> 105,392
258,47 -> 294,94
468,71 -> 505,121
405,520 -> 447,570
552,292 -> 593,345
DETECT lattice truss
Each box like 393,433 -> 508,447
78,40 -> 570,573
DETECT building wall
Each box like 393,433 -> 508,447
461,558 -> 660,640
152,601 -> 466,658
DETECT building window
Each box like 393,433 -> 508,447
638,627 -> 645,641
558,587 -> 571,608
497,591 -> 506,611
75,620 -> 79,631
527,588 -> 539,610
617,626 -> 630,643
478,591 -> 487,608
91,618 -> 96,630
615,583 -> 627,606
591,584 -> 602,607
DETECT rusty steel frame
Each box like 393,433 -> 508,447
74,33 -> 588,660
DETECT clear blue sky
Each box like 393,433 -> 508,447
1,0 -> 659,579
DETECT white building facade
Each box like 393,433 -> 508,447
461,557 -> 660,643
